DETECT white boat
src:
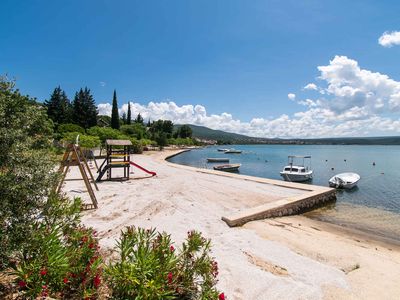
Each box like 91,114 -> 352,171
280,155 -> 313,182
224,149 -> 242,154
329,172 -> 360,189
213,163 -> 241,172
207,158 -> 230,162
217,148 -> 229,152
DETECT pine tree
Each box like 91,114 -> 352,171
111,90 -> 120,129
44,86 -> 72,126
72,87 -> 98,129
127,102 -> 132,125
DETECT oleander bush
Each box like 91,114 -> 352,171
13,224 -> 102,299
106,227 -> 224,300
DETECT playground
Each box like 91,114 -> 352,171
58,139 -> 156,208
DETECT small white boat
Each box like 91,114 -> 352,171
224,149 -> 242,154
213,163 -> 241,172
280,155 -> 313,182
217,148 -> 229,152
329,173 -> 360,189
207,158 -> 230,162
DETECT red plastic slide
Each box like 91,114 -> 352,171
129,161 -> 157,176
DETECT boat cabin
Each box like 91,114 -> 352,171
283,166 -> 308,173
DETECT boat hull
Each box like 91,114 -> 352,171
207,158 -> 230,162
214,164 -> 241,172
280,172 -> 313,182
329,173 -> 360,189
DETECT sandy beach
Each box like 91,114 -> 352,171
61,149 -> 400,300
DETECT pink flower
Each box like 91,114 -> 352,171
219,292 -> 225,300
170,245 -> 175,252
40,268 -> 47,276
18,280 -> 26,288
63,277 -> 69,284
167,272 -> 173,284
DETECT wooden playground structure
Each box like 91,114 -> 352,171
57,143 -> 99,209
96,139 -> 156,182
57,139 -> 156,210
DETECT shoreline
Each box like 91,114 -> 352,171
62,149 -> 400,299
167,148 -> 400,245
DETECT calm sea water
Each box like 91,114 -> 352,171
168,145 -> 400,241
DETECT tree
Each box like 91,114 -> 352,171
178,125 -> 193,138
44,86 -> 72,126
72,87 -> 97,129
111,90 -> 120,129
162,120 -> 174,138
0,76 -> 57,268
134,113 -> 144,124
122,112 -> 127,124
127,102 -> 132,125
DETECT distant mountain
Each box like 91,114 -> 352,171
173,124 -> 269,143
174,124 -> 400,145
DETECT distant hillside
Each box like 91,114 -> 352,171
174,124 -> 400,145
173,124 -> 268,143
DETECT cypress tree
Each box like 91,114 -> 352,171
72,87 -> 98,129
122,112 -> 127,124
134,113 -> 144,124
111,90 -> 120,129
127,102 -> 132,125
44,86 -> 72,126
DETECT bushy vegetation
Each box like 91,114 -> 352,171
106,227 -> 223,299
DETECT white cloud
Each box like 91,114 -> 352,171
317,55 -> 400,114
99,81 -> 106,87
303,83 -> 318,90
97,55 -> 400,138
378,31 -> 400,47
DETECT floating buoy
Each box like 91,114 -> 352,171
381,172 -> 384,175
325,159 -> 328,162
331,167 -> 334,170
373,162 -> 376,166
265,160 -> 268,163
344,159 -> 347,162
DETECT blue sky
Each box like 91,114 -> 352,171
2,0 -> 400,137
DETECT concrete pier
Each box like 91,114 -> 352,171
222,188 -> 336,227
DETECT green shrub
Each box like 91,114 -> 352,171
57,123 -> 85,135
87,126 -> 122,144
61,132 -> 100,149
120,124 -> 147,139
106,227 -> 223,299
130,138 -> 143,154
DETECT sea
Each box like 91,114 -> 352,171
168,144 -> 400,242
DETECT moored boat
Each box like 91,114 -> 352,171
213,163 -> 241,172
217,148 -> 229,152
329,172 -> 360,189
224,149 -> 242,154
207,158 -> 230,162
280,155 -> 313,182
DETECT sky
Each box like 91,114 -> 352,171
2,0 -> 400,138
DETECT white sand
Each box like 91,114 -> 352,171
61,150 -> 400,299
